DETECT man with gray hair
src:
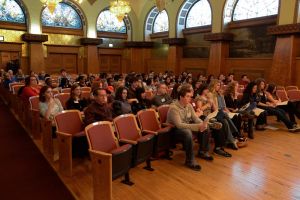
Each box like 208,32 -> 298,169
152,83 -> 173,107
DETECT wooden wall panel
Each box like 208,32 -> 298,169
225,58 -> 272,81
180,58 -> 209,75
294,58 -> 300,87
146,58 -> 167,73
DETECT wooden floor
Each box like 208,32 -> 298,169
33,118 -> 300,200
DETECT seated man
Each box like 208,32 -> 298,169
152,83 -> 173,107
84,88 -> 113,126
167,84 -> 213,171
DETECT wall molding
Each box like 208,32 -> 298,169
124,41 -> 154,48
204,32 -> 234,41
80,38 -> 103,45
162,38 -> 186,46
21,33 -> 48,43
267,23 -> 300,35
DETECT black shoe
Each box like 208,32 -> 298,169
227,142 -> 238,150
197,151 -> 214,161
214,148 -> 232,157
185,162 -> 201,171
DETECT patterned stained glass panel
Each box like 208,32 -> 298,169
41,2 -> 82,29
233,0 -> 279,21
0,0 -> 25,23
153,10 -> 169,33
186,0 -> 211,28
97,10 -> 126,33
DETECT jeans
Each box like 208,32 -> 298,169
259,106 -> 294,129
172,128 -> 209,164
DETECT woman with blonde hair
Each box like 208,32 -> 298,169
208,80 -> 245,149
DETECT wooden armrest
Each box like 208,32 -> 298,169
89,149 -> 112,157
119,138 -> 137,145
143,130 -> 158,136
162,122 -> 174,128
56,131 -> 72,137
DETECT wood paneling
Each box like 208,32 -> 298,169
207,41 -> 229,76
45,45 -> 81,74
98,55 -> 121,73
0,42 -> 22,70
180,58 -> 208,75
269,35 -> 297,86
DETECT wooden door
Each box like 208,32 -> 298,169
47,53 -> 78,74
0,52 -> 20,70
98,54 -> 121,73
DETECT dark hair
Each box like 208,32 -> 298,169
243,81 -> 257,95
241,74 -> 247,79
171,83 -> 180,99
135,87 -> 145,101
115,86 -> 128,101
92,88 -> 106,97
178,84 -> 193,100
39,86 -> 51,102
255,78 -> 266,91
266,83 -> 276,94
70,83 -> 81,99
25,75 -> 38,86
146,78 -> 153,86
197,83 -> 209,96
60,69 -> 66,73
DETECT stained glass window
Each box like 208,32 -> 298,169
233,0 -> 279,21
41,2 -> 82,29
97,10 -> 126,33
186,0 -> 211,28
0,0 -> 25,23
153,10 -> 169,33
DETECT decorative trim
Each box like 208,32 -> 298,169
124,41 -> 154,48
42,26 -> 84,36
97,31 -> 127,39
87,0 -> 96,5
21,33 -> 48,43
204,32 -> 234,41
267,23 -> 300,35
0,21 -> 27,31
150,31 -> 169,39
80,38 -> 103,45
183,26 -> 212,36
162,38 -> 186,46
227,15 -> 277,29
44,44 -> 81,48
0,42 -> 23,51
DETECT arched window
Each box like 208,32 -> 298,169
186,0 -> 211,28
153,10 -> 169,33
0,0 -> 26,24
145,7 -> 169,41
177,0 -> 211,37
41,2 -> 82,29
97,10 -> 127,33
224,0 -> 279,24
233,0 -> 279,21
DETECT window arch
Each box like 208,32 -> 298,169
224,0 -> 279,24
177,0 -> 211,37
97,10 -> 127,33
0,0 -> 26,24
145,7 -> 169,41
41,2 -> 82,29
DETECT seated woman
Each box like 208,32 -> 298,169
39,86 -> 64,126
208,79 -> 245,150
240,81 -> 267,132
66,83 -> 88,111
131,87 -> 152,114
224,82 -> 255,139
194,84 -> 232,157
112,86 -> 132,117
256,79 -> 300,132
20,75 -> 40,102
266,83 -> 300,125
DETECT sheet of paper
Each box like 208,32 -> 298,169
276,101 -> 288,106
253,108 -> 265,116
207,110 -> 218,119
239,103 -> 250,111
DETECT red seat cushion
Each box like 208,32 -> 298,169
110,144 -> 132,155
137,134 -> 154,143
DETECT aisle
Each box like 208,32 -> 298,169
0,99 -> 75,200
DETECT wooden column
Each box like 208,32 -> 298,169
163,38 -> 185,75
21,34 -> 48,73
80,38 -> 102,74
124,42 -> 154,73
204,33 -> 233,76
267,24 -> 300,86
